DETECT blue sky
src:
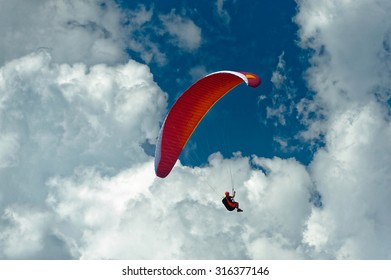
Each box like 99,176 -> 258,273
0,0 -> 391,260
121,0 -> 314,166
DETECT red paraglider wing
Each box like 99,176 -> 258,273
155,71 -> 261,178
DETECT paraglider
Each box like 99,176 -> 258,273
222,191 -> 243,212
154,70 -> 261,178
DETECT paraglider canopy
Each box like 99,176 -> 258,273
155,70 -> 261,178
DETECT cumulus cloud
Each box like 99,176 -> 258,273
42,152 -> 315,259
0,51 -> 315,258
295,0 -> 391,128
0,203 -> 74,259
0,0 -> 128,66
159,10 -> 202,51
1,0 -> 391,260
244,156 -> 313,259
305,103 -> 391,259
294,0 -> 391,259
0,50 -> 166,258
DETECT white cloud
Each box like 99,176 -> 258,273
305,102 -> 391,259
266,52 -> 298,128
271,52 -> 287,89
0,0 -> 128,66
249,157 -> 313,241
124,4 -> 168,66
159,10 -> 202,51
189,65 -> 208,82
0,50 -> 166,258
295,0 -> 391,127
0,133 -> 19,169
215,0 -> 231,25
1,0 -> 391,260
42,152 -> 315,259
127,4 -> 153,26
295,0 -> 391,259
